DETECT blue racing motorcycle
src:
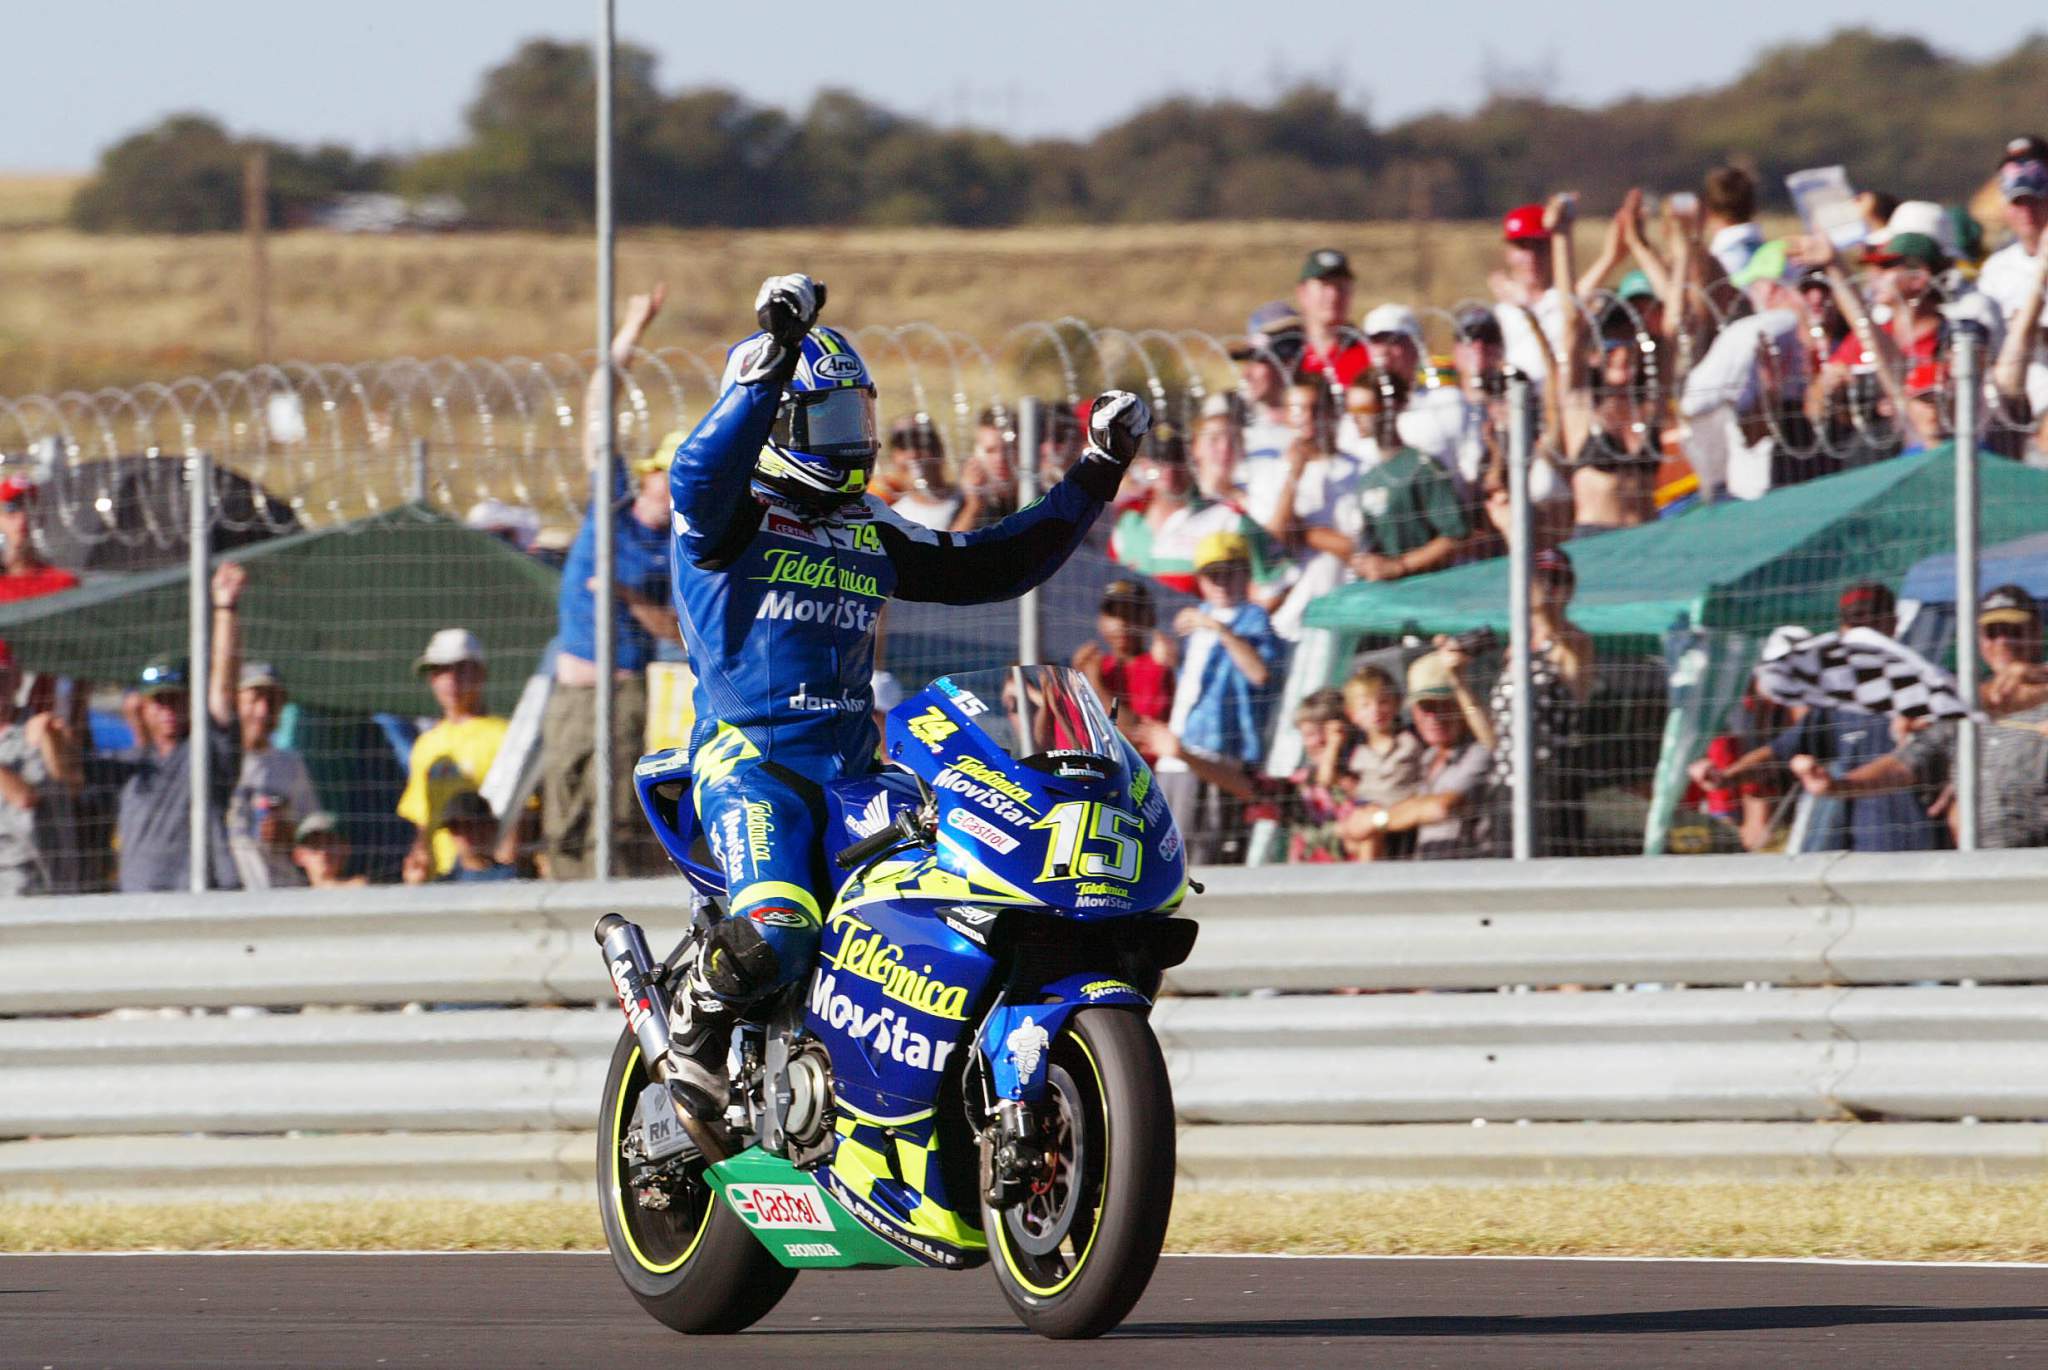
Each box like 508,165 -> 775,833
592,665 -> 1199,1340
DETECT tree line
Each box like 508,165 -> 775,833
70,27 -> 2048,234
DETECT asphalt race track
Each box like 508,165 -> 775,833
7,1252 -> 2048,1368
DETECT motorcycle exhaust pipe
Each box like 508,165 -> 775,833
596,913 -> 677,1076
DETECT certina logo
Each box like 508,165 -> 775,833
814,353 -> 865,381
755,548 -> 882,598
821,910 -> 970,1020
810,974 -> 961,1073
788,682 -> 867,713
756,590 -> 878,631
730,1183 -> 834,1231
946,807 -> 1020,853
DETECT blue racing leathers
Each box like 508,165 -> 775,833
669,379 -> 1117,1003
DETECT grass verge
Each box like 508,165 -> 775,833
7,1180 -> 2048,1261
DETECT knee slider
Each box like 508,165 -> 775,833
703,915 -> 785,1001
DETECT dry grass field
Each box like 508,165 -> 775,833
11,1179 -> 2048,1259
0,174 -> 83,229
0,219 -> 1513,398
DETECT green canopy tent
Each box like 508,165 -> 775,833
1300,446 -> 2048,852
0,504 -> 561,718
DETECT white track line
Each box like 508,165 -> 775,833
4,1250 -> 2046,1269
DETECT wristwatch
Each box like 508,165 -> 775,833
1371,807 -> 1392,833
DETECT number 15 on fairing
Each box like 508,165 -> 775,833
1032,801 -> 1143,882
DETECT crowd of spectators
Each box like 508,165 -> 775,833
8,132 -> 2048,890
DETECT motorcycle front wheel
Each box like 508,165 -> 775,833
596,1029 -> 797,1334
983,1006 -> 1176,1339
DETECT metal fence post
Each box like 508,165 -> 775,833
187,451 -> 211,893
1954,330 -> 1983,852
1506,375 -> 1535,862
591,0 -> 617,880
409,436 -> 429,506
1015,398 -> 1042,665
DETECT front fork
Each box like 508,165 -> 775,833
595,911 -> 733,1163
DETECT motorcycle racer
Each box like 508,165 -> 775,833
657,273 -> 1150,1118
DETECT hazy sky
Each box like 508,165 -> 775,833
10,2 -> 2045,171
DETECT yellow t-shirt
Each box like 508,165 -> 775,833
397,715 -> 510,874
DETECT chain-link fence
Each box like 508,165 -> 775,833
1,267 -> 2044,892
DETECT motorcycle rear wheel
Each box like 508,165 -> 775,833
983,1007 -> 1176,1339
597,1029 -> 797,1334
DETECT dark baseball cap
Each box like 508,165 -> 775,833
1838,581 -> 1897,628
2002,135 -> 2048,167
1453,306 -> 1504,346
442,790 -> 497,826
138,654 -> 190,698
1299,248 -> 1353,282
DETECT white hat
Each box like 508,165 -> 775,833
1869,200 -> 1956,257
870,670 -> 905,714
415,627 -> 485,673
1361,303 -> 1425,349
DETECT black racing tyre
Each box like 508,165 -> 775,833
983,1007 -> 1176,1339
596,1028 -> 797,1334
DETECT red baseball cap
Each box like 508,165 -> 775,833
0,476 -> 35,505
1502,204 -> 1549,242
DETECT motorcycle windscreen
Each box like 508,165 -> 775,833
928,666 -> 1123,786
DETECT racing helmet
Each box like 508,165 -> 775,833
727,327 -> 879,512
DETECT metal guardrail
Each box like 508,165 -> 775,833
9,849 -> 2048,1014
7,851 -> 2048,1198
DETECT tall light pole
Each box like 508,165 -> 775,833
592,0 -> 617,879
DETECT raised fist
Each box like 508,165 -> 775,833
754,274 -> 825,347
1086,391 -> 1152,469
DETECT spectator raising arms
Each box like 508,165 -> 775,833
542,284 -> 679,881
1701,165 -> 1764,279
1491,203 -> 1568,394
400,629 -> 509,881
113,562 -> 248,892
0,639 -> 81,895
226,661 -> 321,890
1546,192 -> 1661,537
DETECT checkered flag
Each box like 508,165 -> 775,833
1757,625 -> 1979,722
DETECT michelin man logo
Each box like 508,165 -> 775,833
1005,1016 -> 1050,1082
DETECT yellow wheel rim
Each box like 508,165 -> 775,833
610,1044 -> 714,1275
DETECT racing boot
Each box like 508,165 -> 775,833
662,943 -> 736,1122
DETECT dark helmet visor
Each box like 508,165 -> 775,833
775,386 -> 878,461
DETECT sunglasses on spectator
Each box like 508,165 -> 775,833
1981,621 -> 2034,639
